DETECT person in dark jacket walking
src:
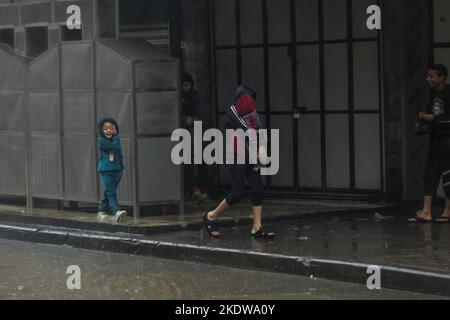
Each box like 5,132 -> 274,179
203,85 -> 275,239
409,64 -> 450,223
97,118 -> 127,223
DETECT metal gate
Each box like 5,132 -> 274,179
212,0 -> 383,197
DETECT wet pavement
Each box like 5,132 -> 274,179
147,210 -> 450,275
0,238 -> 445,300
0,199 -> 393,228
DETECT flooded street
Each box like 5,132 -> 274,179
148,211 -> 450,274
0,238 -> 445,300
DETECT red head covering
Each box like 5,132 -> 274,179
235,94 -> 256,116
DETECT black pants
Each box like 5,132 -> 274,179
423,135 -> 450,198
225,164 -> 263,207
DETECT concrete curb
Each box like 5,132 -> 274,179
0,204 -> 399,236
0,221 -> 448,297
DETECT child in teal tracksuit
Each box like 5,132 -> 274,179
97,118 -> 127,223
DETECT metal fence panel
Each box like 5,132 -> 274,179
0,134 -> 26,194
135,62 -> 178,89
138,138 -> 181,202
61,43 -> 93,91
63,94 -> 94,136
0,49 -> 25,90
63,137 -> 97,200
136,91 -> 179,135
31,135 -> 62,196
0,92 -> 24,132
30,93 -> 60,133
29,46 -> 59,91
96,43 -> 131,90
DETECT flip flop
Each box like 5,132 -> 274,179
407,210 -> 433,223
407,215 -> 433,223
435,216 -> 450,223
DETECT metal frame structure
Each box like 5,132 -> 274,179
0,38 -> 183,219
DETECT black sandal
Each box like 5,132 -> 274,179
203,212 -> 220,238
251,226 -> 275,239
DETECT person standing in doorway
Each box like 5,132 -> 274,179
409,64 -> 450,223
181,72 -> 209,203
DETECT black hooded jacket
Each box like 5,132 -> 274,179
181,73 -> 199,120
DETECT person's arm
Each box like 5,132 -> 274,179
420,111 -> 450,130
430,113 -> 450,130
254,112 -> 267,145
99,135 -> 121,152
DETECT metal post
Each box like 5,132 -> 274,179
177,59 -> 185,217
130,60 -> 140,219
58,43 -> 66,206
24,56 -> 32,213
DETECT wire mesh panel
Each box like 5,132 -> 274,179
29,44 -> 61,199
30,93 -> 60,133
0,46 -> 27,196
61,42 -> 93,91
97,92 -> 133,137
0,134 -> 26,195
31,135 -> 62,196
63,137 -> 97,200
63,94 -> 95,136
0,92 -> 25,131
